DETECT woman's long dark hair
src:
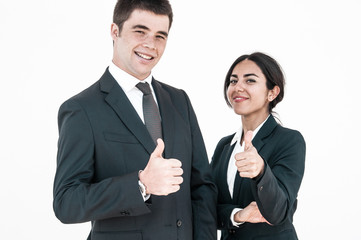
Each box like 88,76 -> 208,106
223,52 -> 285,114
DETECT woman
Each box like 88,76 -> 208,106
211,52 -> 305,239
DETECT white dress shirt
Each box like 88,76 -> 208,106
228,115 -> 269,226
108,61 -> 159,124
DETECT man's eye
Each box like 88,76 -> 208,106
156,35 -> 166,40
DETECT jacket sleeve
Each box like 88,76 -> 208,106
215,203 -> 240,230
53,99 -> 150,224
182,91 -> 218,240
252,129 -> 306,225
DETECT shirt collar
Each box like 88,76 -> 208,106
108,61 -> 153,93
230,115 -> 270,146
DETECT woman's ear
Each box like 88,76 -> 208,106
268,86 -> 280,101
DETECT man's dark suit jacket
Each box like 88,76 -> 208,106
211,115 -> 305,240
53,68 -> 217,240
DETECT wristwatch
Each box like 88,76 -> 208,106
138,170 -> 147,198
138,180 -> 147,198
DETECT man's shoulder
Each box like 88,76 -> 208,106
153,79 -> 185,95
153,79 -> 190,105
62,68 -> 113,104
65,80 -> 101,104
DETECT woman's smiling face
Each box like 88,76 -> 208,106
227,59 -> 273,119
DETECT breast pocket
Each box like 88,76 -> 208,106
101,132 -> 149,175
104,132 -> 139,144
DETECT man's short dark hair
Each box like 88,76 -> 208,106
113,0 -> 173,33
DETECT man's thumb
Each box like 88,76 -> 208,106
244,130 -> 253,151
151,138 -> 165,159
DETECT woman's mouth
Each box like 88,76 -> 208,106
233,96 -> 248,102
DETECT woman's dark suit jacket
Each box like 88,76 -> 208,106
211,115 -> 305,240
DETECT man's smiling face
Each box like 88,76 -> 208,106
111,9 -> 169,80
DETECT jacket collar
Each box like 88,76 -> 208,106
251,114 -> 278,153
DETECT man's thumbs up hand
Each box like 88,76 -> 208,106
150,138 -> 165,159
139,139 -> 183,196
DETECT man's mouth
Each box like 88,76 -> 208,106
135,52 -> 154,60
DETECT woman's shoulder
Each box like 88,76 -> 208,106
217,133 -> 235,146
273,124 -> 306,146
211,133 -> 235,165
212,133 -> 235,155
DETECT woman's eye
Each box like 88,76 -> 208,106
246,79 -> 256,83
229,79 -> 238,84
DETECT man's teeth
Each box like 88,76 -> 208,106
136,52 -> 153,60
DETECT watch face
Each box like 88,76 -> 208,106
138,180 -> 146,196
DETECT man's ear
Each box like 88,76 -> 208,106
110,23 -> 119,40
268,86 -> 280,102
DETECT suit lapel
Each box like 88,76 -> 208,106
100,69 -> 156,154
252,115 -> 278,153
151,79 -> 175,158
219,142 -> 235,202
233,171 -> 243,203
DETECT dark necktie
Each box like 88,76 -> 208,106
136,82 -> 162,143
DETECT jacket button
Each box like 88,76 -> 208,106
120,210 -> 130,216
176,220 -> 182,227
229,229 -> 236,234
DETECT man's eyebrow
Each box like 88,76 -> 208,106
132,24 -> 168,37
132,24 -> 150,31
244,73 -> 259,78
157,31 -> 168,37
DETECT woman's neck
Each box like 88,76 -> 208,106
241,112 -> 270,134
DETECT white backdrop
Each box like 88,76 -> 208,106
1,0 -> 360,239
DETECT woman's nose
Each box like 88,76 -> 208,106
236,82 -> 245,92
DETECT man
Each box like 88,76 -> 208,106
53,0 -> 217,239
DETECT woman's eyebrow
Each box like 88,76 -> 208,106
243,73 -> 259,78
